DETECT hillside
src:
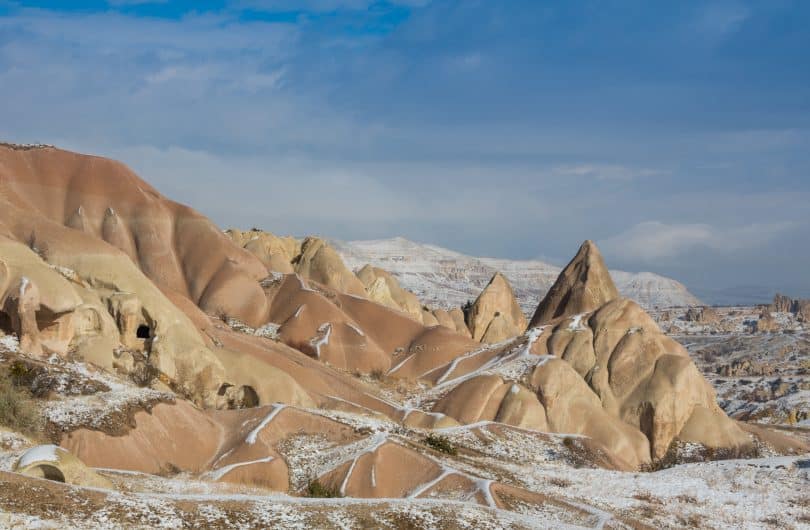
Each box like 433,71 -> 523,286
332,237 -> 701,314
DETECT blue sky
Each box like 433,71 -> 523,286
1,0 -> 808,303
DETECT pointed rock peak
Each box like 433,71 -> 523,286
487,271 -> 509,286
529,240 -> 619,327
468,271 -> 527,343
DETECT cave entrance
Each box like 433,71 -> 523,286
0,310 -> 12,335
136,325 -> 151,339
30,464 -> 66,483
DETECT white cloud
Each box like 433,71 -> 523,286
552,164 -> 663,181
235,0 -> 431,12
600,220 -> 795,262
694,2 -> 750,37
107,0 -> 168,6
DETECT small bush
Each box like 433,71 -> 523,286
305,479 -> 342,498
547,476 -> 571,488
0,370 -> 43,438
423,434 -> 457,455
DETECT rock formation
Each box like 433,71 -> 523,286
226,229 -> 299,274
0,143 -> 804,525
467,273 -> 527,343
356,265 -> 424,323
528,240 -> 619,327
769,293 -> 810,322
14,445 -> 112,489
292,237 -> 367,297
684,306 -> 719,323
755,310 -> 778,333
422,243 -> 759,467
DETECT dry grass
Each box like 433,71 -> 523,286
547,476 -> 572,488
305,479 -> 342,498
0,369 -> 43,438
422,434 -> 457,455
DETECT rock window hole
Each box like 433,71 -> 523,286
33,464 -> 66,483
136,325 -> 151,339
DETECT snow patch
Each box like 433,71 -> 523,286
17,445 -> 63,468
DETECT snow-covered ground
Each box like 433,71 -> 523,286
332,237 -> 701,313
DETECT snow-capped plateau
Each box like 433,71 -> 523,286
332,237 -> 701,314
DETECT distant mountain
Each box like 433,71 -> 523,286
332,237 -> 701,314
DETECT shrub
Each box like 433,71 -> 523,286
306,479 -> 342,498
423,434 -> 457,455
0,369 -> 43,438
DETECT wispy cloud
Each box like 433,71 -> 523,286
600,220 -> 796,262
0,1 -> 808,300
694,2 -> 750,37
552,164 -> 664,181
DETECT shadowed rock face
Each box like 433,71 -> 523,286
529,240 -> 619,327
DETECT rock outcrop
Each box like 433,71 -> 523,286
292,237 -> 367,297
226,229 -> 299,274
14,445 -> 112,489
755,310 -> 778,333
356,265 -> 424,323
769,293 -> 810,322
425,243 -> 755,467
528,240 -> 619,327
684,306 -> 719,323
467,273 -> 527,343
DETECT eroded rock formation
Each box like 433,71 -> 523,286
528,240 -> 619,326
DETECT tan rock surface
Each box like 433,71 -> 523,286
356,265 -> 424,322
293,237 -> 366,297
529,240 -> 619,326
467,272 -> 527,343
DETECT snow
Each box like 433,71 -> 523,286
19,276 -> 30,297
568,313 -> 586,331
338,433 -> 388,496
309,323 -> 332,358
17,444 -> 62,468
206,456 -> 275,481
331,237 -> 701,313
346,322 -> 365,336
245,404 -> 286,444
0,333 -> 20,353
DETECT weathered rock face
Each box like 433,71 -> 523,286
14,445 -> 113,489
467,273 -> 528,343
797,300 -> 810,322
770,293 -> 794,313
529,298 -> 751,461
755,310 -> 778,333
356,265 -> 425,323
293,237 -> 367,297
684,306 -> 719,323
769,293 -> 810,322
432,375 -> 548,432
528,240 -> 619,327
226,229 -> 298,274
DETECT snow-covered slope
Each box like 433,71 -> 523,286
332,237 -> 701,314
